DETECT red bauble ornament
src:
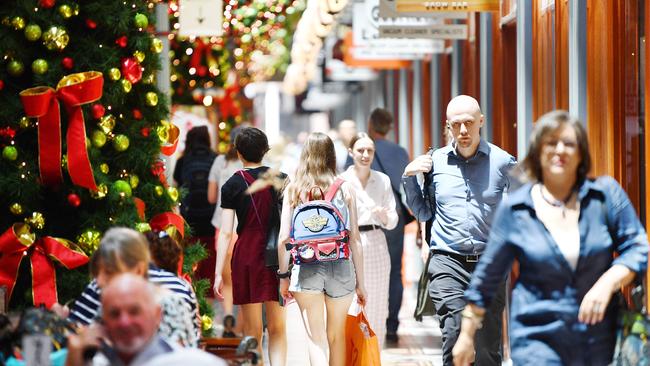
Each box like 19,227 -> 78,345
0,127 -> 16,140
141,127 -> 150,137
67,193 -> 81,207
197,66 -> 208,77
61,57 -> 74,70
0,80 -> 4,90
133,109 -> 143,120
115,36 -> 128,48
121,57 -> 143,84
91,104 -> 106,119
86,19 -> 97,29
38,0 -> 56,8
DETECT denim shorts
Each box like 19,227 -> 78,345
289,259 -> 356,298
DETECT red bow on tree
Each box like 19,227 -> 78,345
0,224 -> 89,308
19,71 -> 104,191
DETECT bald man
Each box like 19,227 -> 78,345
402,95 -> 516,365
66,274 -> 225,366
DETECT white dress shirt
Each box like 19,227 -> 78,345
341,167 -> 398,229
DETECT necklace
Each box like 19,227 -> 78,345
539,185 -> 574,218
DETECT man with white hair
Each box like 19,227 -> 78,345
65,274 -> 225,366
403,95 -> 516,365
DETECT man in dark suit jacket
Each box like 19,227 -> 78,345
346,108 -> 410,343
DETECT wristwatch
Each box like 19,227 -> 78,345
276,269 -> 291,279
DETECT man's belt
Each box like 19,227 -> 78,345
431,249 -> 480,263
358,224 -> 381,232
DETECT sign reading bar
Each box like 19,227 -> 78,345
379,24 -> 468,40
395,0 -> 499,13
379,0 -> 467,18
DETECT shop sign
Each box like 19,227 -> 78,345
379,0 -> 467,19
395,0 -> 500,13
179,0 -> 223,37
353,1 -> 444,60
379,24 -> 468,39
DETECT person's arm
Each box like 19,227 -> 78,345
207,157 -> 223,204
579,176 -> 649,325
65,323 -> 107,366
453,203 -> 517,365
345,183 -> 366,305
278,185 -> 294,301
402,154 -> 434,222
379,175 -> 398,230
213,208 -> 235,299
207,181 -> 218,204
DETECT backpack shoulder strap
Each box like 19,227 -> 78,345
324,178 -> 345,202
237,169 -> 255,185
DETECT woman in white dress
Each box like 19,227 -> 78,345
340,132 -> 398,348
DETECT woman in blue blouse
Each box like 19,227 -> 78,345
452,110 -> 648,365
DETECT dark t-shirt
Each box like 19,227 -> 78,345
220,167 -> 287,234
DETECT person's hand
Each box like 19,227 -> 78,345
213,274 -> 224,301
579,279 -> 616,325
279,278 -> 293,303
404,154 -> 433,176
371,206 -> 389,224
452,331 -> 476,366
355,285 -> 367,306
51,302 -> 70,318
66,323 -> 107,365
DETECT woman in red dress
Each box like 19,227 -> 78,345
213,127 -> 287,365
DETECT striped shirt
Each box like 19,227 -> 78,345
68,265 -> 200,335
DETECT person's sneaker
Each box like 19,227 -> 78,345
385,332 -> 398,344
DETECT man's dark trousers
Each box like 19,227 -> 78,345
428,252 -> 505,366
385,208 -> 406,336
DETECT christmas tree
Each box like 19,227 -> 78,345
0,0 -> 209,324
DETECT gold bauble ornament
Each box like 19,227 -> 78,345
108,68 -> 121,81
99,163 -> 109,174
31,59 -> 49,74
145,92 -> 158,106
11,16 -> 25,30
201,315 -> 213,331
156,122 -> 170,143
91,130 -> 107,148
133,50 -> 145,63
19,117 -> 31,129
129,174 -> 139,189
77,229 -> 102,254
113,134 -> 130,152
24,24 -> 42,42
9,203 -> 23,215
98,114 -> 116,134
154,185 -> 164,196
121,79 -> 132,93
142,73 -> 155,84
135,222 -> 151,233
58,4 -> 73,19
167,187 -> 179,202
25,212 -> 45,230
42,26 -> 69,51
151,38 -> 163,53
90,183 -> 108,199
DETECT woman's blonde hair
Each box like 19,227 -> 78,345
290,132 -> 337,207
90,227 -> 150,278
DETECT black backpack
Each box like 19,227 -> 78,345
179,150 -> 216,225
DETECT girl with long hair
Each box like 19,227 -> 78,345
277,132 -> 367,366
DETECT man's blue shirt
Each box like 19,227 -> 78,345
402,139 -> 516,255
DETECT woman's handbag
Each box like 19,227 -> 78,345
345,307 -> 381,366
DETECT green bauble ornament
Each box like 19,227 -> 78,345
112,179 -> 132,198
134,13 -> 149,28
121,79 -> 132,93
108,68 -> 121,81
31,59 -> 48,74
113,134 -> 130,151
135,222 -> 151,232
24,24 -> 42,41
91,130 -> 107,148
7,60 -> 24,76
129,174 -> 139,189
2,146 -> 17,161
